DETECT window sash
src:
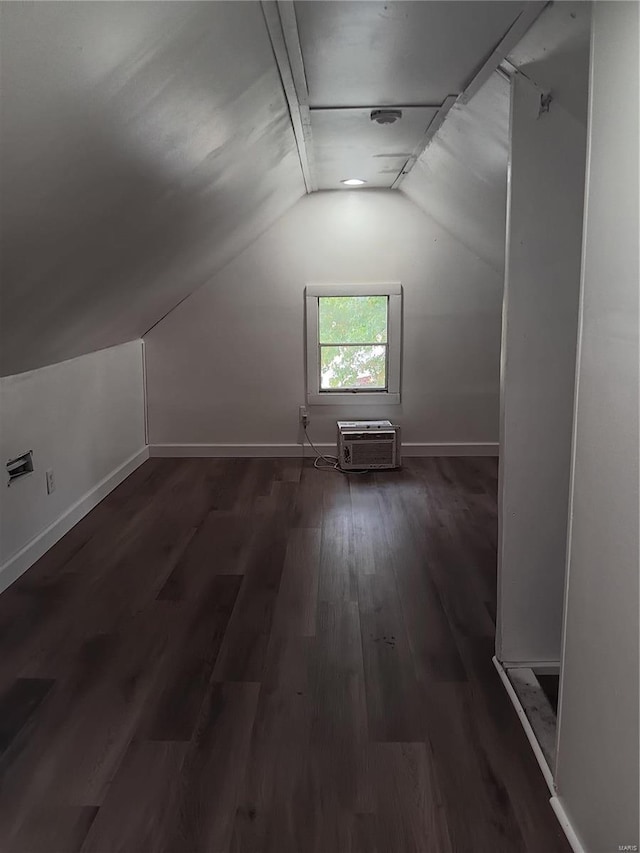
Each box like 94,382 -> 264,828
318,342 -> 389,392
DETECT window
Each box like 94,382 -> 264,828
305,283 -> 402,405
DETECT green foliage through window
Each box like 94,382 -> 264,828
318,296 -> 388,390
318,296 -> 387,344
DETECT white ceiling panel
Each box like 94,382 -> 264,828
311,107 -> 438,188
295,0 -> 527,107
0,1 -> 305,376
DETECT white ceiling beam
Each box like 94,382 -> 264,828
261,1 -> 316,192
459,1 -> 548,104
391,95 -> 457,189
277,1 -> 309,105
395,2 -> 547,187
310,105 -> 441,113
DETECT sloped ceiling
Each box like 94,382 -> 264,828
401,72 -> 510,273
291,0 -> 528,189
401,0 -> 590,274
296,0 -> 525,105
0,1 -> 305,376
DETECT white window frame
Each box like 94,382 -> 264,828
305,282 -> 402,406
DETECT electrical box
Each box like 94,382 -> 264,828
6,450 -> 34,486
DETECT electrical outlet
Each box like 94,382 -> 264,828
46,469 -> 55,494
299,405 -> 309,427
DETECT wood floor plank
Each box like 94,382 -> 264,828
368,742 -> 453,853
358,570 -> 426,742
163,681 -> 260,853
293,460 -> 325,529
297,743 -> 371,853
399,570 -> 468,684
4,806 -> 99,853
157,512 -> 248,602
223,503 -> 291,636
310,600 -> 368,744
79,741 -> 187,853
349,476 -> 387,576
0,678 -> 54,754
212,500 -> 292,682
275,459 -> 303,484
231,636 -> 313,853
317,513 -> 357,604
423,682 -> 528,853
211,629 -> 271,683
142,575 -> 242,741
271,528 -> 321,637
376,494 -> 468,684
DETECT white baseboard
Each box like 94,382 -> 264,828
549,797 -> 587,853
0,446 -> 149,594
403,442 -> 498,456
492,656 -> 555,794
150,443 -> 315,458
149,442 -> 499,458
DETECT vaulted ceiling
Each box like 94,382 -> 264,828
288,0 -> 529,189
0,1 -> 590,377
0,2 -> 304,375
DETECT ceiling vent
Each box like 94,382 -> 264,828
370,109 -> 403,125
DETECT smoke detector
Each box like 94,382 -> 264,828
370,109 -> 402,125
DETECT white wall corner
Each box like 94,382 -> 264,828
141,338 -> 150,446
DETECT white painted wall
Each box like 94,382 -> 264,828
555,4 -> 639,850
496,70 -> 587,666
0,341 -> 147,590
402,73 -> 510,275
145,190 -> 503,450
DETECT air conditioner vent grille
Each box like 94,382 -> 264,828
351,440 -> 395,467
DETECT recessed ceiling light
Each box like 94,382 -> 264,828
341,178 -> 367,186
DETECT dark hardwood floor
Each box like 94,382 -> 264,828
0,457 -> 570,853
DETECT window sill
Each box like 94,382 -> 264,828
307,391 -> 400,406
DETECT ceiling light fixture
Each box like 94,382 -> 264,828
371,109 -> 403,125
341,178 -> 367,186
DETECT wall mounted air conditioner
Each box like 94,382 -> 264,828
337,421 -> 401,471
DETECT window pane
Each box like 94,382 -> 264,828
320,345 -> 387,390
318,296 -> 387,344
